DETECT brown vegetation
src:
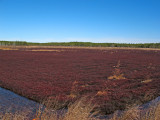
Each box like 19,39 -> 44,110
1,45 -> 160,51
0,98 -> 160,120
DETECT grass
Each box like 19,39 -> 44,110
110,103 -> 160,120
0,97 -> 160,120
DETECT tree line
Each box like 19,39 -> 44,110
0,40 -> 160,48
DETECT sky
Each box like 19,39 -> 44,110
0,0 -> 160,43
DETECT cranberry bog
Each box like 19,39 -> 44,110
0,46 -> 160,114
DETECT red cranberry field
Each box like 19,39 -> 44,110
0,47 -> 160,114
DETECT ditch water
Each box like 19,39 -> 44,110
0,87 -> 160,119
0,87 -> 40,118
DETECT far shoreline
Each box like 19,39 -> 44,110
0,45 -> 160,51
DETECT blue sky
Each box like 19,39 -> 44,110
0,0 -> 160,43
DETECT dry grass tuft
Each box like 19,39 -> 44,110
111,106 -> 140,120
0,47 -> 19,51
141,79 -> 152,83
33,97 -> 98,120
96,91 -> 107,96
110,102 -> 160,120
27,49 -> 64,52
108,74 -> 125,80
67,81 -> 79,99
1,98 -> 160,120
108,61 -> 125,80
62,97 -> 98,120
